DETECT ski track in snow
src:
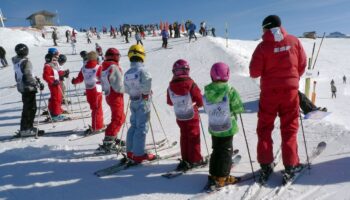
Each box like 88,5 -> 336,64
1,27 -> 350,200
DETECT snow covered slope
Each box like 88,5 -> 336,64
0,27 -> 349,200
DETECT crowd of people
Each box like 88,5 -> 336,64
9,15 -> 332,189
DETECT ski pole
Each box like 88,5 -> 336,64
74,85 -> 87,128
42,97 -> 55,128
239,113 -> 256,181
116,98 -> 130,157
149,119 -> 159,162
59,83 -> 71,114
66,77 -> 74,112
299,113 -> 311,170
312,32 -> 326,70
151,100 -> 170,146
199,113 -> 210,158
35,90 -> 43,139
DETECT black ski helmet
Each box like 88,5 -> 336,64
58,54 -> 67,64
80,50 -> 87,60
15,43 -> 29,57
45,53 -> 53,63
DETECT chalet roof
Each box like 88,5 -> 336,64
26,10 -> 56,20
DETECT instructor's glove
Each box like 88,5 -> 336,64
64,69 -> 70,78
71,77 -> 76,85
53,80 -> 60,86
39,83 -> 45,91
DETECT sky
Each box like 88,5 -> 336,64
1,0 -> 350,39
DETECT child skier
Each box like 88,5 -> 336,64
12,43 -> 45,136
43,50 -> 69,121
95,43 -> 103,64
203,62 -> 244,188
97,48 -> 126,152
71,51 -> 104,134
124,44 -> 155,163
166,59 -> 205,170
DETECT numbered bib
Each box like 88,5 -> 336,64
168,88 -> 194,120
204,94 -> 232,133
124,70 -> 141,99
82,65 -> 99,89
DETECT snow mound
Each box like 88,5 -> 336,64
0,27 -> 49,49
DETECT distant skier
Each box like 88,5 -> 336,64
12,43 -> 45,136
188,22 -> 197,42
161,28 -> 169,48
203,62 -> 244,188
135,31 -> 143,45
86,31 -> 92,44
211,27 -> 216,37
96,48 -> 126,152
95,43 -> 103,64
249,15 -> 307,185
167,59 -> 205,171
124,44 -> 155,163
331,84 -> 337,98
52,28 -> 58,46
65,30 -> 71,43
343,75 -> 346,84
70,36 -> 77,55
0,46 -> 8,67
72,51 -> 104,134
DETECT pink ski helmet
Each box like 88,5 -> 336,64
210,62 -> 230,81
172,59 -> 190,76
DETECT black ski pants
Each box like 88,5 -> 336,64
21,92 -> 37,131
298,90 -> 317,114
209,135 -> 233,177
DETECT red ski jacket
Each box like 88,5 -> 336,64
43,63 -> 65,86
249,27 -> 307,91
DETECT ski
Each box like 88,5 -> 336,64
161,149 -> 239,179
75,141 -> 177,159
268,141 -> 327,198
94,152 -> 181,177
187,155 -> 242,200
240,148 -> 282,200
38,114 -> 90,124
68,128 -> 105,141
0,128 -> 81,142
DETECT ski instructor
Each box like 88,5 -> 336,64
249,15 -> 307,184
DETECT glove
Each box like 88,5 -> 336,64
39,83 -> 45,91
53,80 -> 60,86
59,75 -> 65,81
71,77 -> 76,85
64,69 -> 70,78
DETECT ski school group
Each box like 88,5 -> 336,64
10,15 -> 327,192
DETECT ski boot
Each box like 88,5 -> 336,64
190,158 -> 209,169
132,153 -> 156,164
258,163 -> 274,185
18,127 -> 45,137
84,126 -> 104,135
96,136 -> 120,153
175,159 -> 192,171
282,164 -> 304,185
115,138 -> 126,146
216,175 -> 240,187
51,114 -> 70,122
42,110 -> 49,116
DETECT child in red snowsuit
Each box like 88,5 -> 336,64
166,59 -> 204,170
43,54 -> 66,119
72,51 -> 104,133
97,48 -> 125,152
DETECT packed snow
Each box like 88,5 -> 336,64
0,26 -> 349,200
